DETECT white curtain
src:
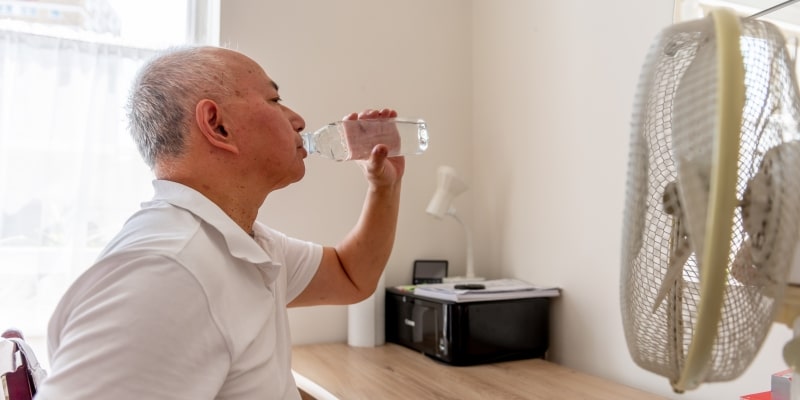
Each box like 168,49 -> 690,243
0,30 -> 157,340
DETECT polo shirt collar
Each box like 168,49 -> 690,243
150,180 -> 275,266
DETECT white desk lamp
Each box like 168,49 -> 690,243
425,166 -> 484,283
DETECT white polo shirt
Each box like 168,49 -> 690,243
37,180 -> 322,400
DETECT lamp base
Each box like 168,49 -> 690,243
442,276 -> 486,283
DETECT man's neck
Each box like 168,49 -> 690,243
157,172 -> 264,237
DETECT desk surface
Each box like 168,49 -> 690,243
292,343 -> 666,400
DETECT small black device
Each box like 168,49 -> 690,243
412,260 -> 448,284
385,288 -> 552,365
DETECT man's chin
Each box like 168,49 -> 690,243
290,165 -> 306,184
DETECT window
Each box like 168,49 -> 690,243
0,0 -> 219,364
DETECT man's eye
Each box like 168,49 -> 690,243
270,97 -> 283,103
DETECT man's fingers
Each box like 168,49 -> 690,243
367,144 -> 389,175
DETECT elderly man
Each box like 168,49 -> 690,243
36,46 -> 404,399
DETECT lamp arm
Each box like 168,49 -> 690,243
449,212 -> 475,278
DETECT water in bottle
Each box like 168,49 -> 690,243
302,118 -> 428,161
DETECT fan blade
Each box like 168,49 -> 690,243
652,181 -> 693,313
652,235 -> 691,313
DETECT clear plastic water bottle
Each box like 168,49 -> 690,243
302,118 -> 429,161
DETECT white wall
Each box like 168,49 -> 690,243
221,1 -> 794,399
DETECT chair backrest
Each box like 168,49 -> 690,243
1,329 -> 46,400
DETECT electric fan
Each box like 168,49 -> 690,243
620,7 -> 800,393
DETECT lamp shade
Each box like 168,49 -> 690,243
426,165 -> 468,218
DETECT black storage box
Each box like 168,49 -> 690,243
385,287 -> 552,366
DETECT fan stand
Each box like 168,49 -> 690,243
775,285 -> 800,328
776,285 -> 800,400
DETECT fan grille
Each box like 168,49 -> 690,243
621,12 -> 800,389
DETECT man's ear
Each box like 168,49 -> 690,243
196,99 -> 239,154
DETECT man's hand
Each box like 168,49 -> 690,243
342,109 -> 405,188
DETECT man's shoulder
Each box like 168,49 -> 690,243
108,201 -> 202,250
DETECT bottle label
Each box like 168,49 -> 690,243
340,119 -> 402,160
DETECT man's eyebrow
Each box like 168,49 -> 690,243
271,81 -> 280,91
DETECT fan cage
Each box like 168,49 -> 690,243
621,12 -> 800,388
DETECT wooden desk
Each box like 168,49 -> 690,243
292,343 -> 666,400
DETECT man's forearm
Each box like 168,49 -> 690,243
335,181 -> 402,298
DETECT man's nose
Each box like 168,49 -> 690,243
285,106 -> 305,133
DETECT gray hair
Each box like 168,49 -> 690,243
126,46 -> 233,168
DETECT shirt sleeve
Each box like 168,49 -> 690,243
38,254 -> 229,400
257,225 -> 322,303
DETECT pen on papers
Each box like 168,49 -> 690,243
454,284 -> 485,290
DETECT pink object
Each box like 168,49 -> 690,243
341,119 -> 402,160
